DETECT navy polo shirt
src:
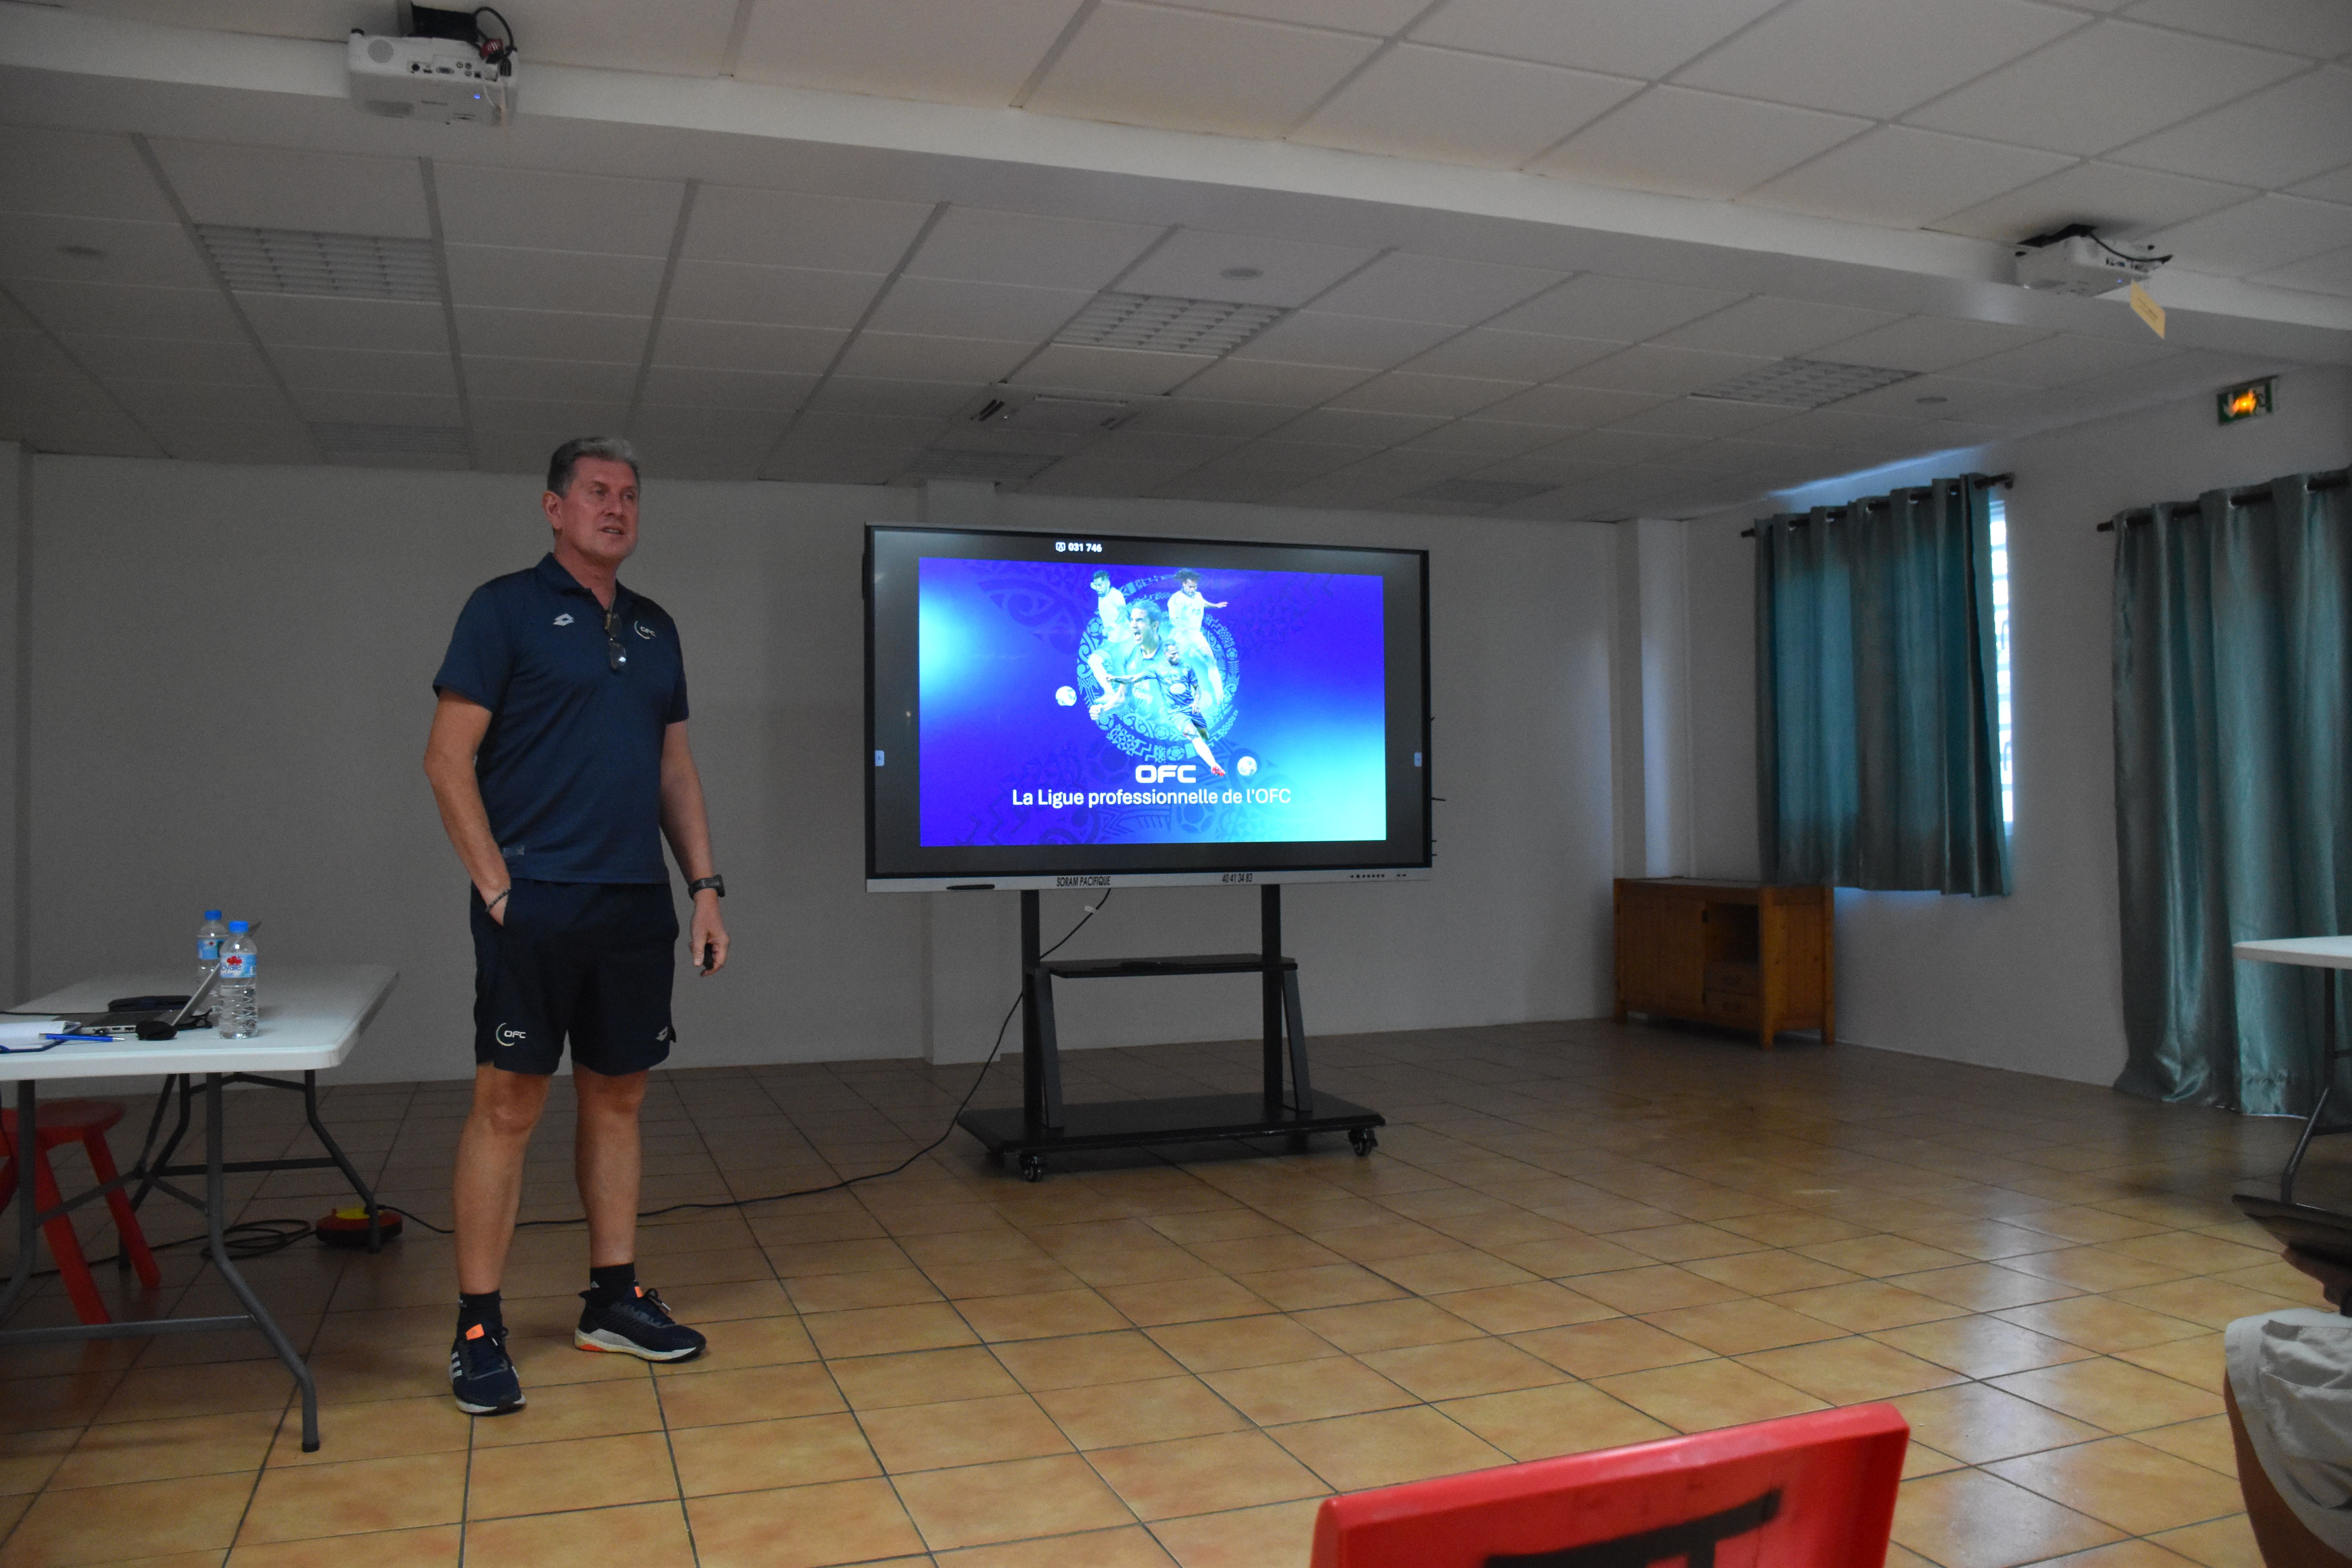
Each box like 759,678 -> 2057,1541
433,554 -> 688,884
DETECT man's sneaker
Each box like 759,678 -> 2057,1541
575,1284 -> 707,1362
450,1321 -> 524,1415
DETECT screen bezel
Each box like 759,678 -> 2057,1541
865,524 -> 1431,891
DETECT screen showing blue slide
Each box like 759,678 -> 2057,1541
916,557 -> 1386,847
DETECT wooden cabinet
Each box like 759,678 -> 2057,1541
1613,879 -> 1834,1050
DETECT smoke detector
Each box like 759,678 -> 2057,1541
2012,225 -> 2167,298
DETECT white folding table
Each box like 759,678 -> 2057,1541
0,964 -> 397,1451
2234,937 -> 2352,1206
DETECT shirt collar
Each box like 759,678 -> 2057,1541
535,553 -> 632,617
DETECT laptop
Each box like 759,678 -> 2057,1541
53,963 -> 222,1036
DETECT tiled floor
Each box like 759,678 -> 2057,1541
3,1016 -> 2343,1568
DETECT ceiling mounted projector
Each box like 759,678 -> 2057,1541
347,4 -> 516,125
2012,225 -> 2167,298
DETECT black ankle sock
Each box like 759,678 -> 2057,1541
587,1263 -> 637,1305
457,1290 -> 503,1333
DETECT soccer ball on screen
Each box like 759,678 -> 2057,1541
1236,755 -> 1258,776
1054,686 -> 1078,707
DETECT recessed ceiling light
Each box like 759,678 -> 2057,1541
197,224 -> 441,302
1219,266 -> 1264,281
58,244 -> 106,260
1692,358 -> 1916,409
1056,292 -> 1286,356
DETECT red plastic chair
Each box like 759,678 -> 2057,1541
1310,1404 -> 1910,1568
0,1100 -> 163,1324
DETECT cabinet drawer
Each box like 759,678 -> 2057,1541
1704,990 -> 1759,1025
1704,961 -> 1759,996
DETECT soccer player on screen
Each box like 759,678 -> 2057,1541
1167,571 -> 1228,710
1091,570 -> 1127,641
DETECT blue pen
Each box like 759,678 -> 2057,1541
40,1032 -> 116,1043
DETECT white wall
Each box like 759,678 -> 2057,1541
1681,365 -> 2352,1084
21,454 -> 1617,1083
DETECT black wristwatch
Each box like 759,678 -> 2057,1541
688,875 -> 726,898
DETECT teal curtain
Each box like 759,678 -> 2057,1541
1755,475 -> 2009,895
2114,471 -> 2352,1114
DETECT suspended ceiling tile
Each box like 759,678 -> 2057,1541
463,357 -> 641,405
1534,86 -> 1869,200
1654,298 -> 1904,358
454,307 -> 648,365
6,281 -> 246,343
1931,160 -> 2256,243
2290,166 -> 2352,203
832,331 -> 1034,384
1085,427 -> 1243,465
1813,314 -> 2049,372
1120,230 -> 1379,308
432,165 -> 686,258
1472,448 -> 1622,485
1329,371 -> 1525,417
1488,275 -> 1744,342
649,319 -> 848,375
63,334 -> 271,385
444,245 -> 667,315
1831,373 -> 2026,420
736,0 -> 1085,103
761,444 -> 915,485
2119,0 -> 2352,59
0,215 -> 214,291
109,381 -> 292,424
1403,328 -> 1617,382
1477,382 -> 1668,426
1744,126 -> 2076,228
1201,439 -> 1369,477
149,140 -> 432,239
243,295 -> 449,354
1906,21 -> 2308,157
807,377 -> 981,419
1151,0 -> 1427,33
1394,417 -> 1562,456
634,367 -> 818,412
2108,68 -> 2352,190
2249,243 -> 2352,296
2147,192 -> 2352,275
1558,344 -> 1777,397
1949,332 -> 2176,387
1278,406 -> 1449,445
1011,343 -> 1209,395
0,128 -> 175,223
144,416 -> 318,465
472,399 -> 633,434
1027,458 -> 1201,497
491,0 -> 740,76
865,277 -> 1091,341
283,388 -> 463,425
270,344 -> 456,396
0,401 -> 162,458
1294,46 -> 1641,170
1605,397 -> 1800,437
1410,0 -> 1782,79
1306,252 -> 1563,326
1548,426 -> 1706,463
1671,0 -> 2085,120
1229,311 -> 1457,370
1125,397 -> 1299,437
684,186 -> 937,273
1756,405 -> 1928,445
904,208 -> 1162,292
659,261 -> 884,330
1025,3 -> 1381,139
1173,357 -> 1371,406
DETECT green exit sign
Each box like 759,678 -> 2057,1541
2218,378 -> 2274,423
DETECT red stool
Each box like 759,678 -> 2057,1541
1310,1404 -> 1910,1568
0,1100 -> 163,1324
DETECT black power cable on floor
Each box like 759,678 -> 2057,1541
13,892 -> 1116,1276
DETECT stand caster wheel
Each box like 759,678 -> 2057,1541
1350,1128 -> 1378,1157
1018,1154 -> 1046,1183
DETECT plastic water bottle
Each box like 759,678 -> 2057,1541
218,920 -> 258,1038
196,909 -> 227,992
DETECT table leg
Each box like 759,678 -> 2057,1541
199,1074 -> 320,1452
129,1076 -> 194,1214
2282,975 -> 2338,1208
0,1081 -> 34,1323
299,1071 -> 382,1251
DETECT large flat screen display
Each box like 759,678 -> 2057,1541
867,525 -> 1430,889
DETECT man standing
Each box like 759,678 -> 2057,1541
423,437 -> 730,1415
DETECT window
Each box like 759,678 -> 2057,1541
1989,495 -> 2013,828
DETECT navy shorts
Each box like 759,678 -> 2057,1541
472,881 -> 677,1076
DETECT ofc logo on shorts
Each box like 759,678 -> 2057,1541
1136,763 -> 1200,784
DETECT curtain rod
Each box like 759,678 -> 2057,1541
1738,473 -> 2013,538
2094,469 -> 2352,531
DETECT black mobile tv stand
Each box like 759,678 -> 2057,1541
958,883 -> 1384,1181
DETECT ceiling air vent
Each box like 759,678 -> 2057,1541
902,449 -> 1058,485
1055,292 -> 1287,356
310,422 -> 470,457
1692,359 -> 1915,408
198,225 -> 441,302
1407,478 -> 1555,509
965,387 -> 1139,436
